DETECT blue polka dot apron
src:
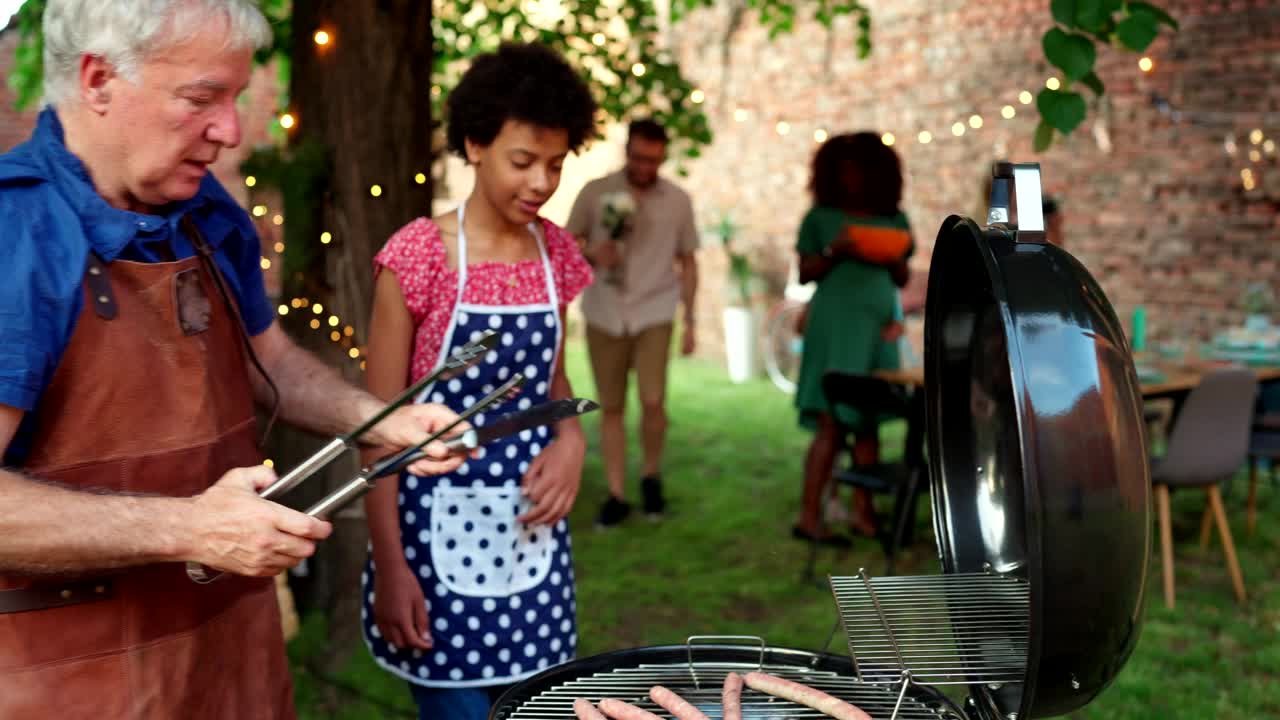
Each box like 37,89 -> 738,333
362,204 -> 578,688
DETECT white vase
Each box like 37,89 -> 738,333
722,306 -> 759,383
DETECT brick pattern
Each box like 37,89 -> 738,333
673,0 -> 1279,358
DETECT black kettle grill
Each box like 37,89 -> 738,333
490,162 -> 1152,720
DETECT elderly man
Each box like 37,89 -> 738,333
0,1 -> 464,718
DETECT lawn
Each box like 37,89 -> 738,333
290,339 -> 1280,719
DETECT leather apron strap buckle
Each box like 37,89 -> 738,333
0,580 -> 113,614
85,254 -> 117,320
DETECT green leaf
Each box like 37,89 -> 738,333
1074,0 -> 1106,30
1034,121 -> 1056,153
1037,88 -> 1087,134
1042,28 -> 1096,81
1080,70 -> 1105,95
1050,0 -> 1077,26
1129,1 -> 1179,29
1116,10 -> 1159,51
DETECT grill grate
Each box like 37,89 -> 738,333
830,570 -> 1030,687
498,661 -> 962,719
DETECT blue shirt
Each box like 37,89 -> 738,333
0,109 -> 274,466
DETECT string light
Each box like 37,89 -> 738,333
279,113 -> 296,130
344,326 -> 355,337
259,257 -> 271,270
370,185 -> 383,197
690,89 -> 705,104
881,132 -> 895,146
272,214 -> 284,226
278,304 -> 289,316
330,331 -> 341,342
290,298 -> 303,309
1138,56 -> 1154,72
415,173 -> 427,184
348,348 -> 361,359
1045,77 -> 1061,91
252,205 -> 267,217
1250,129 -> 1264,145
1001,105 -> 1016,119
314,30 -> 331,46
1249,149 -> 1262,163
1019,91 -> 1033,105
1265,140 -> 1276,154
312,303 -> 324,314
273,241 -> 285,253
320,231 -> 333,244
951,122 -> 966,137
310,319 -> 321,330
733,108 -> 748,122
775,121 -> 790,136
631,63 -> 646,77
969,115 -> 983,129
917,131 -> 932,144
244,176 -> 256,187
1241,168 -> 1256,191
328,315 -> 340,327
813,128 -> 828,143
592,33 -> 605,46
263,459 -> 274,468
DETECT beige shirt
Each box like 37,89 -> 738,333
566,170 -> 699,336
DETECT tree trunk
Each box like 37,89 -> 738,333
281,0 -> 434,673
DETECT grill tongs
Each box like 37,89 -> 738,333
186,330 -> 511,583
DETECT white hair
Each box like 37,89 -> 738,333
42,0 -> 272,107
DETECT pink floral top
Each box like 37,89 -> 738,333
374,217 -> 594,383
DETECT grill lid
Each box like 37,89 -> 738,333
922,163 -> 1152,717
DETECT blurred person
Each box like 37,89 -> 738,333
792,132 -> 912,546
565,119 -> 700,527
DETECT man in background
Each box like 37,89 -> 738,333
566,119 -> 699,527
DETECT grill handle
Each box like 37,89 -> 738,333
684,635 -> 766,688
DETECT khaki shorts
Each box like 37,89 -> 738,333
585,323 -> 673,412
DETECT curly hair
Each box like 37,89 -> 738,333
808,132 -> 903,216
446,43 -> 598,158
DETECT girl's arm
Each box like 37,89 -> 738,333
362,270 -> 416,572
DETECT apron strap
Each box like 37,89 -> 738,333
179,216 -> 280,447
84,254 -> 117,320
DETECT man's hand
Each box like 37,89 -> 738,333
681,322 -> 696,356
186,465 -> 332,577
589,240 -> 623,269
373,558 -> 432,651
517,428 -> 586,526
365,403 -> 470,477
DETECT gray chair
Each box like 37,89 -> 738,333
1151,367 -> 1258,609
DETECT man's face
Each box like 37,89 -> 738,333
102,26 -> 252,207
624,136 -> 666,188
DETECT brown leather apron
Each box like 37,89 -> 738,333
0,228 -> 295,719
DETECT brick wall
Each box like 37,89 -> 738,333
672,0 -> 1279,359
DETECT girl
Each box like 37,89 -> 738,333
791,132 -> 912,546
361,43 -> 597,720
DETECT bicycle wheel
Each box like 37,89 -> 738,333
763,300 -> 806,394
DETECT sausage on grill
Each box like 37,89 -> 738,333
721,672 -> 743,720
573,698 -> 609,720
743,671 -> 873,720
649,685 -> 710,720
598,698 -> 665,720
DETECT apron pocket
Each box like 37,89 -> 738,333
430,485 -> 555,597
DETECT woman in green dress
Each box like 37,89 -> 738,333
792,132 -> 911,545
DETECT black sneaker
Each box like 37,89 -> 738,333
595,496 -> 631,528
641,475 -> 665,519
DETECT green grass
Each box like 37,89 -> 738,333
291,339 -> 1280,719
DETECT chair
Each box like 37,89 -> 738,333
1151,367 -> 1258,609
799,371 -> 924,584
